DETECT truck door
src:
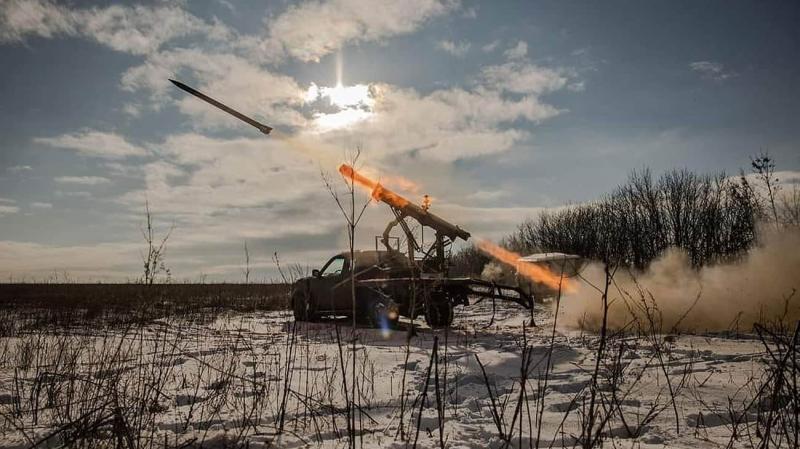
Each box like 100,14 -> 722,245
311,255 -> 349,313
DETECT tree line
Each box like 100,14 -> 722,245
453,153 -> 798,274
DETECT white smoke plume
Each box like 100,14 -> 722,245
561,229 -> 800,332
481,262 -> 505,282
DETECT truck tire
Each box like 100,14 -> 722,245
292,289 -> 313,322
425,298 -> 453,328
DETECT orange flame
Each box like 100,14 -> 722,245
338,164 -> 409,208
476,239 -> 575,293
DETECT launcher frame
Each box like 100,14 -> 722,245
338,164 -> 534,316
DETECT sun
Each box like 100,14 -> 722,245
324,83 -> 374,108
305,82 -> 376,131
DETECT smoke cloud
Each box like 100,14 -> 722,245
481,262 -> 505,282
561,229 -> 800,332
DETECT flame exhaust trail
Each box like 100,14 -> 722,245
476,240 -> 575,292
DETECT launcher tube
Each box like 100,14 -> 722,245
338,164 -> 471,241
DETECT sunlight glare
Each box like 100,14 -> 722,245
313,108 -> 373,131
305,82 -> 376,131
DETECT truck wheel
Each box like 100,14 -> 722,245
292,290 -> 313,322
425,299 -> 453,328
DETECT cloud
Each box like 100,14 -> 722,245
0,205 -> 19,216
503,40 -> 527,60
121,41 -> 574,164
116,133 -> 333,220
738,170 -> 800,200
482,39 -> 500,52
480,61 -> 568,94
34,130 -> 148,159
7,165 -> 32,173
1,0 -> 458,64
30,201 -> 52,209
0,198 -> 20,216
79,5 -> 231,55
689,61 -> 736,81
467,189 -> 508,201
0,0 -> 75,42
567,80 -> 586,92
437,39 -> 470,57
427,203 -> 546,242
54,176 -> 111,185
311,81 -> 562,162
55,190 -> 92,199
306,54 -> 575,162
0,240 -> 143,281
263,0 -> 459,62
0,0 -> 232,55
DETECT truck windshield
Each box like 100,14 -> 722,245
321,256 -> 345,277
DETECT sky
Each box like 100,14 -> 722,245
0,0 -> 798,282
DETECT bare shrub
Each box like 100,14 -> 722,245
519,168 -> 759,269
781,184 -> 800,228
140,199 -> 173,286
751,151 -> 781,229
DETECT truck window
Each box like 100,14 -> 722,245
321,256 -> 346,277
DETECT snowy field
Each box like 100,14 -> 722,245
0,298 -> 786,448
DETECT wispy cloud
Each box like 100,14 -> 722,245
30,202 -> 52,209
0,0 -> 74,42
437,39 -> 470,57
0,240 -> 143,281
689,61 -> 736,81
35,130 -> 147,159
0,0 -> 231,55
55,190 -> 92,199
0,205 -> 20,216
7,165 -> 32,173
54,176 -> 111,185
480,61 -> 568,94
263,0 -> 459,62
482,39 -> 500,53
311,68 -> 570,162
504,40 -> 527,60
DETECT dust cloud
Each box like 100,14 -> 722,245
561,229 -> 800,332
481,262 -> 505,282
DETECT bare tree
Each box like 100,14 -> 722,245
140,199 -> 173,285
242,241 -> 251,284
459,166 -> 761,273
321,145 -> 372,449
751,151 -> 781,229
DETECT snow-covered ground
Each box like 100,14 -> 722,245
0,299 -> 776,448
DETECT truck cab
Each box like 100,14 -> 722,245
291,250 -> 412,326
